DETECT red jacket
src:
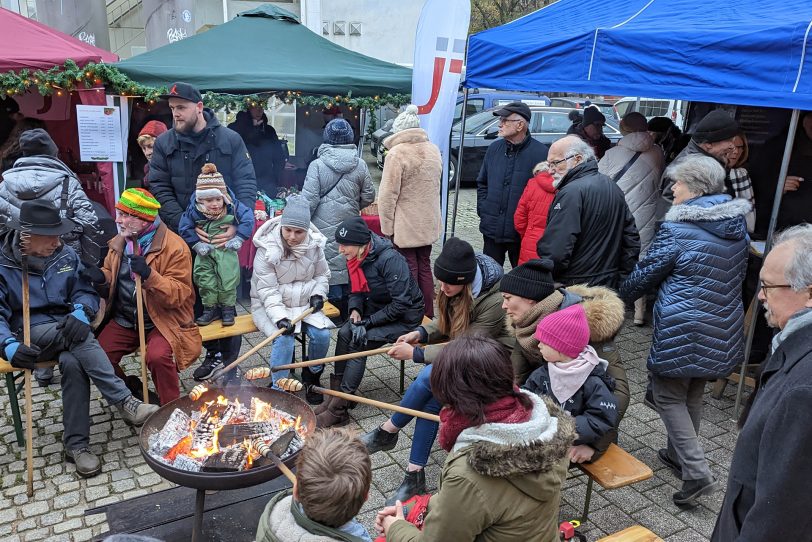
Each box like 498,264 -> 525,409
514,171 -> 556,265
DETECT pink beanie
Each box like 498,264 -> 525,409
534,304 -> 590,358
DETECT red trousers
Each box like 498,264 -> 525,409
396,244 -> 435,319
97,320 -> 180,404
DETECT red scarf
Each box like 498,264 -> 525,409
438,391 -> 532,452
346,244 -> 371,293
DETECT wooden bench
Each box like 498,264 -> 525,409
573,443 -> 653,522
597,526 -> 663,542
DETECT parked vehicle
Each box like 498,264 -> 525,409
549,96 -> 617,119
613,97 -> 687,128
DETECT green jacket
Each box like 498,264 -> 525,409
386,393 -> 576,542
256,490 -> 369,542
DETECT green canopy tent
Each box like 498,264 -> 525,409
114,5 -> 411,97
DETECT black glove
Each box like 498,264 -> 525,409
350,320 -> 368,348
309,295 -> 324,313
5,342 -> 41,370
276,318 -> 295,336
57,313 -> 92,345
80,265 -> 106,285
128,255 -> 151,280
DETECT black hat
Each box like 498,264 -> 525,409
7,200 -> 75,236
160,82 -> 203,103
335,216 -> 371,246
493,101 -> 531,122
19,128 -> 58,158
692,110 -> 738,143
583,106 -> 606,127
500,259 -> 556,301
433,237 -> 477,285
647,116 -> 675,132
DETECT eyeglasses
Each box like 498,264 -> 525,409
760,283 -> 793,294
548,154 -> 578,167
498,117 -> 524,125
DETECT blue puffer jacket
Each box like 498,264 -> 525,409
620,194 -> 750,378
177,187 -> 255,246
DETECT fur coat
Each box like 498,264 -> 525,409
379,128 -> 442,248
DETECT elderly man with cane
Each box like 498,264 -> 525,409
0,200 -> 159,478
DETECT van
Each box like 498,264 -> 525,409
453,90 -> 551,124
614,97 -> 687,128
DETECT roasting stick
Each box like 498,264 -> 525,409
133,244 -> 150,404
254,441 -> 297,484
253,431 -> 297,483
270,342 -> 449,372
188,308 -> 315,399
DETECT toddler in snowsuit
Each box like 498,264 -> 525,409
523,303 -> 617,464
179,163 -> 254,327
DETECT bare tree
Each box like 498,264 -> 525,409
470,0 -> 558,33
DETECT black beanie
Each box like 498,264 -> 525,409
19,128 -> 58,158
500,259 -> 556,301
433,237 -> 477,285
335,216 -> 371,246
583,106 -> 605,127
692,110 -> 738,143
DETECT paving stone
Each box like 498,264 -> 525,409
52,517 -> 83,534
0,507 -> 17,524
39,510 -> 65,527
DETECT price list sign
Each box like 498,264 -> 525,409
76,105 -> 124,162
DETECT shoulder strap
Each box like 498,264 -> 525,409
611,151 -> 643,183
319,172 -> 347,200
60,175 -> 74,218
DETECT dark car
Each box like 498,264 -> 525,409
448,106 -> 622,185
549,97 -> 618,120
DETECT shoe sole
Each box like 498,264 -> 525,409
222,321 -> 235,327
64,453 -> 102,478
673,481 -> 719,505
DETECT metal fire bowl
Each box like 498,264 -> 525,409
139,385 -> 316,491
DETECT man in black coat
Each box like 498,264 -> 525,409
713,224 -> 812,541
537,135 -> 640,289
476,101 -> 548,267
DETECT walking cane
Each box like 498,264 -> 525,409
133,244 -> 150,404
20,227 -> 34,496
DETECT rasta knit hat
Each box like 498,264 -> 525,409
692,110 -> 738,143
535,304 -> 590,359
433,237 -> 477,285
116,188 -> 161,221
335,216 -> 371,246
323,118 -> 354,145
196,163 -> 232,204
500,259 -> 556,301
392,105 -> 420,133
281,194 -> 311,230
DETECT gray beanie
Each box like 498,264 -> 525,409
281,194 -> 311,230
392,104 -> 420,133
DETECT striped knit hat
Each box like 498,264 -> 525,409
196,163 -> 232,204
116,188 -> 160,221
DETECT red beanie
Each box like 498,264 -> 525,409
138,120 -> 168,138
535,304 -> 590,358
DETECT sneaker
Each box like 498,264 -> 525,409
673,476 -> 718,506
196,306 -> 222,326
117,395 -> 160,426
193,351 -> 223,382
65,447 -> 101,478
385,469 -> 426,507
359,425 -> 399,454
221,305 -> 236,327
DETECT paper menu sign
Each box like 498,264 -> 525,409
76,105 -> 124,162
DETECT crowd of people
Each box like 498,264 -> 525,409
0,83 -> 811,541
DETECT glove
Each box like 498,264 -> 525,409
4,341 -> 41,370
276,318 -> 295,336
128,255 -> 151,280
350,320 -> 368,348
193,242 -> 214,257
57,304 -> 92,344
224,237 -> 244,251
80,265 -> 106,286
309,295 -> 324,313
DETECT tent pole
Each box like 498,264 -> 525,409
357,108 -> 367,158
448,87 -> 470,240
734,108 -> 800,418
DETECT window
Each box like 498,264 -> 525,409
453,99 -> 484,124
537,112 -> 571,134
269,97 -> 297,156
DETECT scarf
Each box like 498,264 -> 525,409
511,290 -> 565,365
125,217 -> 160,257
438,390 -> 532,452
346,244 -> 371,293
547,344 -> 601,404
196,200 -> 227,221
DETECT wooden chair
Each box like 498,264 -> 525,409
597,525 -> 663,542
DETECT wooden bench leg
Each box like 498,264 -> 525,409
6,373 -> 24,447
581,477 -> 594,524
400,360 -> 405,394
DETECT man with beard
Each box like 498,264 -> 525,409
536,135 -> 640,289
713,224 -> 812,541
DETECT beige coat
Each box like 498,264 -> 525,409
379,128 -> 442,248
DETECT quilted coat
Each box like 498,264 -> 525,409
514,170 -> 556,265
620,194 -> 751,378
301,144 -> 375,286
250,215 -> 333,336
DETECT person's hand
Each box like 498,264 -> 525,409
784,175 -> 804,193
378,500 -> 406,536
194,226 -> 211,244
309,295 -> 324,313
212,224 -> 238,248
128,255 -> 151,280
4,341 -> 41,370
57,304 -> 92,344
80,265 -> 106,286
193,242 -> 214,257
396,331 -> 421,345
388,342 -> 415,361
350,320 -> 368,348
276,318 -> 295,335
349,310 -> 362,324
568,444 -> 596,464
224,237 -> 243,251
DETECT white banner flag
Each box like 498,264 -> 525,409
411,0 -> 471,235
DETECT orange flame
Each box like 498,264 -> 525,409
165,436 -> 192,461
190,425 -> 222,459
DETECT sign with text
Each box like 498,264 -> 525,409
76,105 -> 124,162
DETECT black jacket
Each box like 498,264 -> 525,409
476,134 -> 548,243
537,160 -> 640,289
149,109 -> 257,231
522,361 -> 617,450
567,122 -> 611,160
348,234 -> 424,341
229,112 -> 286,196
712,310 -> 812,542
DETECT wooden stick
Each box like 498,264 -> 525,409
311,386 -> 441,422
134,275 -> 149,404
272,342 -> 449,372
21,270 -> 33,497
266,453 -> 296,484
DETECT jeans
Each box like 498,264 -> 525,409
333,321 -> 386,394
391,364 -> 441,467
269,323 -> 330,386
395,245 -> 435,319
29,322 -> 130,451
482,236 -> 520,268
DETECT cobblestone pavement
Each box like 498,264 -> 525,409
0,152 -> 739,541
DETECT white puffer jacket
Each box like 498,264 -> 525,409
250,216 -> 333,336
598,132 -> 665,254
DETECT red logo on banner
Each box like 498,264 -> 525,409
416,39 -> 465,115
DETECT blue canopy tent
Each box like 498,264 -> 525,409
454,0 -> 812,414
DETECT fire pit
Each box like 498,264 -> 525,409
139,385 -> 315,540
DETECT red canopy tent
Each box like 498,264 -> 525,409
0,7 -> 119,211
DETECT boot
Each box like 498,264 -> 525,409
658,448 -> 683,479
117,395 -> 160,426
313,394 -> 333,415
385,469 -> 426,506
125,375 -> 161,406
301,367 -> 323,405
196,305 -> 221,326
329,373 -> 359,410
673,476 -> 718,507
359,425 -> 399,454
65,447 -> 101,478
221,305 -> 236,327
634,297 -> 646,326
316,397 -> 350,428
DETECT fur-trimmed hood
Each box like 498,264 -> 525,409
664,195 -> 751,241
564,284 -> 626,342
252,214 -> 327,265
